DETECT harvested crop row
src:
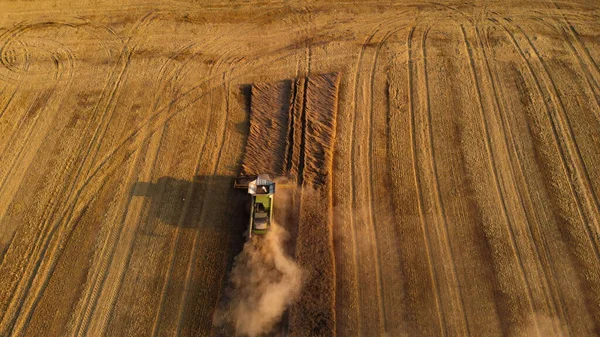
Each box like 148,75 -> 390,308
241,80 -> 292,177
240,73 -> 340,336
289,72 -> 340,337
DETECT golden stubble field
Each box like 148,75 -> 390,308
0,0 -> 599,336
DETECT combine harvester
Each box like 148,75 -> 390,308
234,174 -> 275,238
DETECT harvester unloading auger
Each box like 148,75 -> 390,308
234,174 -> 275,238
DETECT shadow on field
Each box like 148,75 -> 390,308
130,175 -> 250,333
131,174 -> 248,267
132,175 -> 246,229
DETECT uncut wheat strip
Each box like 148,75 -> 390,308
289,73 -> 340,336
242,81 -> 291,176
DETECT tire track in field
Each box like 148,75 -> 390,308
94,43 -> 218,335
0,18 -> 120,225
550,1 -> 600,93
0,90 -> 41,251
346,20 -> 401,335
76,20 -> 302,184
460,24 -> 541,335
511,22 -> 600,329
496,21 -> 600,330
525,14 -> 600,125
0,15 -> 151,337
422,24 -> 472,337
99,46 -> 198,335
0,88 -> 55,193
0,91 -> 42,159
0,89 -> 74,337
5,22 -> 308,334
72,133 -> 145,337
70,42 -> 202,337
68,44 -> 300,212
554,23 -> 600,123
2,55 -> 131,337
149,53 -> 236,337
157,40 -> 241,335
69,46 -> 135,187
0,91 -> 44,190
173,70 -> 233,337
367,28 -> 393,334
0,90 -> 38,159
22,30 -> 301,311
366,23 -> 422,334
407,25 -> 445,336
478,23 -> 571,337
97,125 -> 166,337
4,45 -> 132,337
343,22 -> 386,336
0,88 -> 65,297
504,21 -> 600,260
0,85 -> 16,120
0,21 -> 79,84
65,11 -> 160,199
77,32 -> 240,335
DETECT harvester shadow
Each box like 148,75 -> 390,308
131,175 -> 250,279
131,174 -> 250,268
130,175 -> 250,330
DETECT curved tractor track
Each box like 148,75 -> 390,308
1,1 -> 600,336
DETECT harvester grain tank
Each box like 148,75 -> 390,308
234,174 -> 275,238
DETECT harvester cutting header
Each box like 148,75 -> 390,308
234,174 -> 275,238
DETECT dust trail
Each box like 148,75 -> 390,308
214,222 -> 303,337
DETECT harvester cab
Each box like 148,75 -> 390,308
234,174 -> 275,238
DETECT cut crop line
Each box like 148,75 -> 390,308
284,79 -> 298,175
75,44 -> 192,337
501,22 -> 600,262
0,91 -> 39,162
549,21 -> 600,124
4,42 -> 134,337
550,1 -> 600,91
80,46 -> 135,173
347,23 -> 383,336
478,24 -> 570,337
513,22 -> 600,256
408,25 -> 445,337
174,66 -> 234,336
0,46 -> 124,334
367,25 -> 408,334
296,78 -> 308,186
100,127 -> 165,337
72,136 -> 144,337
1,13 -> 159,335
0,91 -> 44,192
0,86 -> 16,120
461,24 -> 540,334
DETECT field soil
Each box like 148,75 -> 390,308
1,1 -> 600,336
